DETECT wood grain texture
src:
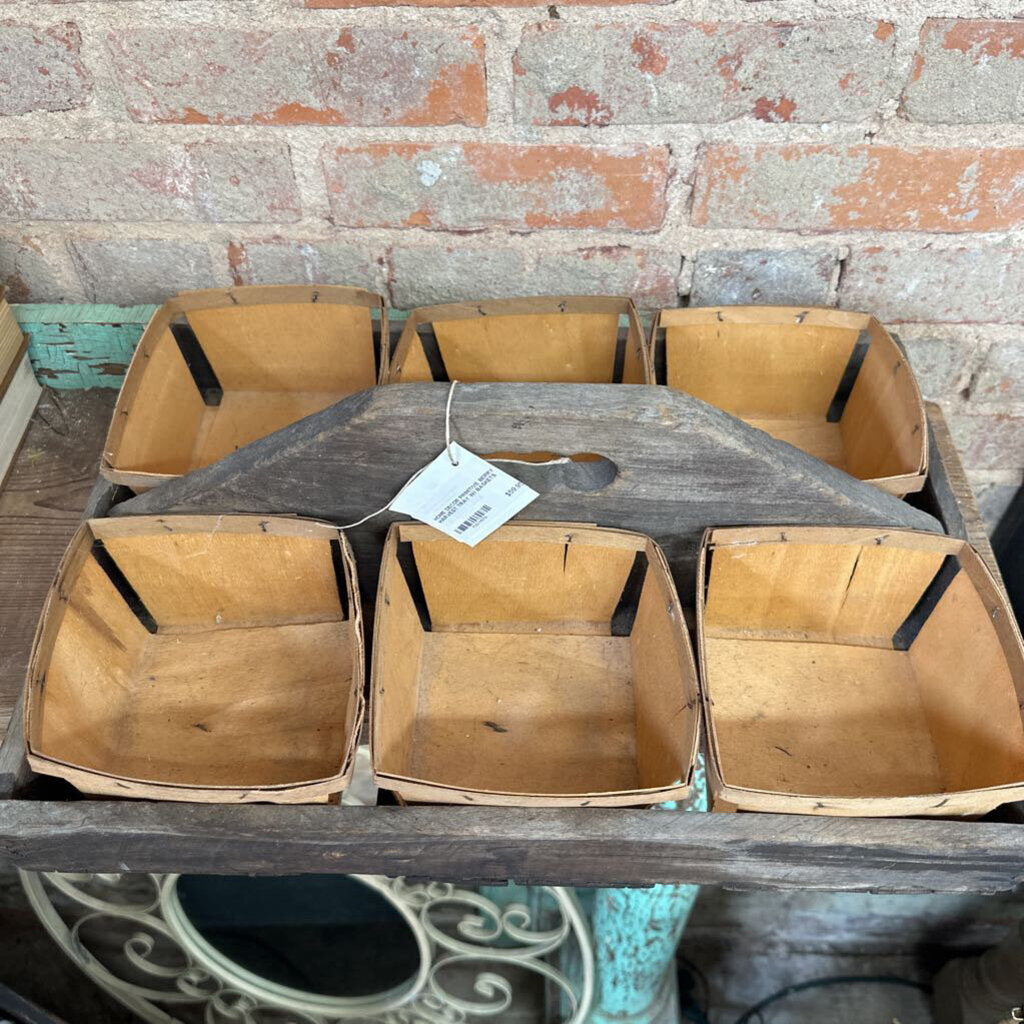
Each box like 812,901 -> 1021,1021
0,800 -> 1021,893
0,389 -> 115,736
112,384 -> 943,611
924,401 -> 1002,585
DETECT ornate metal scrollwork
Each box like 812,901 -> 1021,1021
20,870 -> 593,1024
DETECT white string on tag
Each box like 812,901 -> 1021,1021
336,379 -> 561,530
445,378 -> 460,467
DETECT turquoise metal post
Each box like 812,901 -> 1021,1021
585,756 -> 707,1024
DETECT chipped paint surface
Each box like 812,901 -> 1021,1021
589,756 -> 707,1023
514,20 -> 895,126
13,304 -> 155,389
322,142 -> 668,230
107,26 -> 486,127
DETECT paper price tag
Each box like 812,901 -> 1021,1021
391,444 -> 538,547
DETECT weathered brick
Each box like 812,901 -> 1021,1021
307,0 -> 664,8
0,141 -> 299,222
688,248 -> 836,307
514,21 -> 894,126
391,247 -> 527,307
108,26 -> 485,127
227,240 -> 380,290
70,239 -> 216,305
0,21 -> 90,115
896,331 -> 979,400
839,248 -> 1024,323
534,247 -> 680,307
974,338 -> 1024,408
0,236 -> 69,302
322,143 -> 668,231
693,145 -> 1024,233
947,411 -> 1024,471
903,20 -> 1024,123
391,245 -> 678,308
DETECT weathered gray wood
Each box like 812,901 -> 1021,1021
82,475 -> 119,519
924,401 -> 1004,587
0,697 -> 29,799
921,406 -> 969,544
113,384 -> 942,603
0,801 -> 1020,893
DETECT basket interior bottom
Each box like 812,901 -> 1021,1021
410,632 -> 639,795
744,416 -> 846,472
41,619 -> 352,788
191,389 -> 345,471
705,637 -> 946,798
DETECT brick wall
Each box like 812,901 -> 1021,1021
0,1 -> 1022,521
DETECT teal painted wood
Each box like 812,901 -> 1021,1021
11,304 -> 156,390
586,756 -> 707,1024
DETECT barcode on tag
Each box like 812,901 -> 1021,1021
456,504 -> 492,534
391,445 -> 538,546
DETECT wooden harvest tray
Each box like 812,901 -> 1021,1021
0,394 -> 1022,893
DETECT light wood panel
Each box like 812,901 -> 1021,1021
705,638 -> 944,798
411,632 -> 638,793
186,304 -> 374,392
411,531 -> 638,633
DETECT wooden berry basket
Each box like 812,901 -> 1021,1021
697,526 -> 1024,817
102,285 -> 387,490
650,306 -> 928,497
24,515 -> 364,803
371,521 -> 699,806
387,296 -> 651,384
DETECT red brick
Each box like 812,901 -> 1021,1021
693,145 -> 1024,232
322,143 -> 668,231
903,20 -> 1024,123
514,21 -> 894,126
0,140 -> 300,223
108,25 -> 485,127
0,21 -> 90,115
